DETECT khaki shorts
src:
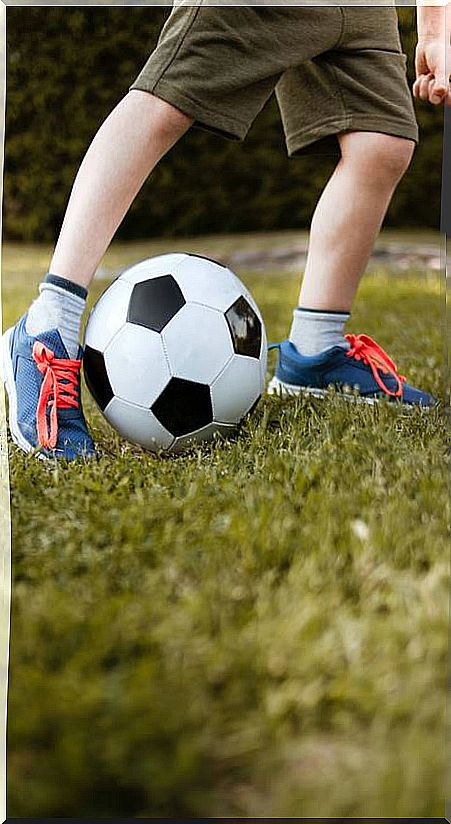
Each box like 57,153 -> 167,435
130,6 -> 418,156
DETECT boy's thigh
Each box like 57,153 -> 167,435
277,7 -> 419,157
130,7 -> 344,141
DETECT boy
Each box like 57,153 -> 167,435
2,3 -> 449,459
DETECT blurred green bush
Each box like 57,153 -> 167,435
4,7 -> 443,242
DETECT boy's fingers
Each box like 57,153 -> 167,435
419,74 -> 433,101
412,77 -> 423,98
413,73 -> 432,99
412,73 -> 448,104
429,77 -> 445,105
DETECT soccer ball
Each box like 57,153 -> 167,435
83,254 -> 267,453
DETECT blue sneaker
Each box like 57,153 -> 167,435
2,314 -> 96,459
268,333 -> 437,408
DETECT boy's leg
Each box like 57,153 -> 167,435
51,91 -> 193,288
28,91 -> 191,359
298,131 -> 414,313
289,132 -> 414,357
270,130 -> 434,405
270,126 -> 436,406
3,91 -> 192,459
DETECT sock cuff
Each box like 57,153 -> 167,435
43,273 -> 88,301
296,306 -> 350,320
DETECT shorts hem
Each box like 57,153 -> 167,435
287,115 -> 419,156
130,78 -> 249,142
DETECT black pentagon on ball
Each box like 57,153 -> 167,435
225,295 -> 262,358
151,377 -> 213,437
127,275 -> 185,332
83,345 -> 114,412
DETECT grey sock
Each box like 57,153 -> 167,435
289,307 -> 351,357
26,273 -> 87,359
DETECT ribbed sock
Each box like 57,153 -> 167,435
25,273 -> 87,359
289,307 -> 350,357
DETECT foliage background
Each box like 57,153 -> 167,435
4,7 -> 444,242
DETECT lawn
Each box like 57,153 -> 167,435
2,235 -> 449,817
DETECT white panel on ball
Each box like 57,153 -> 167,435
211,355 -> 262,424
105,396 -> 174,452
118,254 -> 188,286
84,278 -> 132,352
163,304 -> 234,384
169,422 -> 236,454
105,323 -> 171,407
174,257 -> 243,312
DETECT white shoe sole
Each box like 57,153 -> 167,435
267,376 -> 378,406
267,376 -> 437,410
2,326 -> 42,455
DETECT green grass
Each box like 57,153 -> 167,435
2,237 -> 449,817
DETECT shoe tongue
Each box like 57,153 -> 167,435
36,328 -> 70,360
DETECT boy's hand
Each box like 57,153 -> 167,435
413,39 -> 450,105
414,5 -> 451,105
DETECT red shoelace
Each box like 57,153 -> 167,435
32,341 -> 81,449
345,333 -> 406,398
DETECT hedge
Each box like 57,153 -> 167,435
4,7 -> 443,242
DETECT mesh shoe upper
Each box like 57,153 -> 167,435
7,314 -> 95,459
272,335 -> 437,407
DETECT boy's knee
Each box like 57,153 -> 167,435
341,132 -> 415,185
374,135 -> 414,182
